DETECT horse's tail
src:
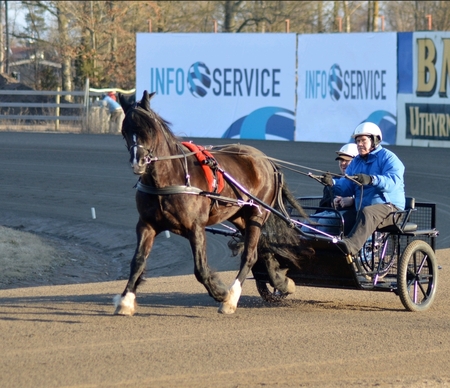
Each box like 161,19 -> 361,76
280,184 -> 310,220
255,180 -> 314,268
227,168 -> 314,268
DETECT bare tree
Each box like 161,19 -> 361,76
7,0 -> 450,92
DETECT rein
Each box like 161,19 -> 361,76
135,143 -> 346,180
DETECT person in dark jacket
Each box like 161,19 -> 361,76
319,143 -> 358,208
303,143 -> 358,236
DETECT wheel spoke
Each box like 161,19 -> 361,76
416,253 -> 428,273
417,280 -> 428,299
413,280 -> 418,303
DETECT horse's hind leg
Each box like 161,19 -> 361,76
264,253 -> 296,295
114,222 -> 155,316
190,226 -> 229,303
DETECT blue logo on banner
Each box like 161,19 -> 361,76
187,62 -> 211,97
222,107 -> 294,140
151,62 -> 282,97
305,64 -> 387,101
328,64 -> 343,101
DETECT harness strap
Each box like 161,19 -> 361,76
135,181 -> 261,210
136,181 -> 202,195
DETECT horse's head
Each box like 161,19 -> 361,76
120,90 -> 172,175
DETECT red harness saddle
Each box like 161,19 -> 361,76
181,142 -> 224,193
182,142 -> 224,193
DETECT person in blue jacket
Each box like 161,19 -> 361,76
102,91 -> 123,133
321,122 -> 405,256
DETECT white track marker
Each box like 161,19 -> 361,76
91,207 -> 96,219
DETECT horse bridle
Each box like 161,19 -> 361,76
127,134 -> 154,166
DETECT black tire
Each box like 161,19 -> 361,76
255,280 -> 289,303
397,240 -> 438,312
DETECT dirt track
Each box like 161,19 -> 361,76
1,254 -> 450,387
1,132 -> 449,387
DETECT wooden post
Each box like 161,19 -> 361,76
426,15 -> 432,30
213,20 -> 217,33
55,87 -> 60,131
380,15 -> 385,32
84,78 -> 90,132
336,17 -> 342,32
285,19 -> 290,33
148,19 -> 152,33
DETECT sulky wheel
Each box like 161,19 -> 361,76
255,280 -> 289,303
397,240 -> 438,312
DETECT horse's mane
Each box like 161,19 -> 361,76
122,95 -> 180,148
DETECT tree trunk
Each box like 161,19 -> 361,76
5,0 -> 9,74
367,0 -> 372,31
372,1 -> 379,32
317,1 -> 323,33
0,1 -> 3,74
89,1 -> 97,72
57,4 -> 72,101
108,1 -> 117,87
224,1 -> 239,32
343,1 -> 350,32
333,1 -> 340,32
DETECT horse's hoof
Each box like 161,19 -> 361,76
113,293 -> 136,316
217,279 -> 241,314
286,277 -> 296,294
218,302 -> 237,314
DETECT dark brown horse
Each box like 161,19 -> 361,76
114,90 -> 308,315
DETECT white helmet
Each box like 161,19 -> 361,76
351,122 -> 382,145
335,143 -> 358,160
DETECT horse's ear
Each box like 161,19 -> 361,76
118,93 -> 132,114
141,90 -> 156,112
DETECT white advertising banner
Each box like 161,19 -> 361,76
296,33 -> 397,144
397,32 -> 450,147
136,33 -> 297,140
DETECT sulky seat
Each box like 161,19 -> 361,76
377,197 -> 418,234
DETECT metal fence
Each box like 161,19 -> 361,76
0,80 -> 134,133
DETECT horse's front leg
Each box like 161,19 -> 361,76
190,226 -> 229,304
114,221 -> 155,316
218,220 -> 262,315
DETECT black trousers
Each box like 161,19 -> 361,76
342,203 -> 399,255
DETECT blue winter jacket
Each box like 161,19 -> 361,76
103,95 -> 122,113
333,146 -> 405,210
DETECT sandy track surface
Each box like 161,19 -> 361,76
1,248 -> 449,387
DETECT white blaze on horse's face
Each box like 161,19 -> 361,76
131,134 -> 139,167
128,133 -> 148,175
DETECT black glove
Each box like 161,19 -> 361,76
320,172 -> 333,186
354,173 -> 372,185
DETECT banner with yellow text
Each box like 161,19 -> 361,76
397,32 -> 450,147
